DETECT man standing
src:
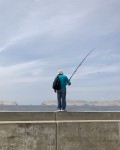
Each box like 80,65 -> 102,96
53,70 -> 71,111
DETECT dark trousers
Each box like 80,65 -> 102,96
57,89 -> 66,110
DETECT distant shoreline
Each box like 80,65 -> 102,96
41,100 -> 120,107
0,101 -> 17,105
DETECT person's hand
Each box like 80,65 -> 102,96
54,90 -> 56,93
68,82 -> 71,86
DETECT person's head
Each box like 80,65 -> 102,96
57,70 -> 64,75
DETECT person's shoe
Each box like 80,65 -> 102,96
61,109 -> 66,112
57,109 -> 61,112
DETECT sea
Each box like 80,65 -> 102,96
0,105 -> 120,111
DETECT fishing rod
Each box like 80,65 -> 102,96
69,48 -> 95,81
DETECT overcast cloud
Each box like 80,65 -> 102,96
0,0 -> 120,104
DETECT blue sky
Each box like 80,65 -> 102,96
0,0 -> 120,105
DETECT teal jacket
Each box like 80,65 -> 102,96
54,74 -> 70,90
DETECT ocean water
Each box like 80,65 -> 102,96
0,105 -> 120,111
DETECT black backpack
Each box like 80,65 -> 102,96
52,75 -> 61,90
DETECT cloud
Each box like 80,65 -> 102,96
0,60 -> 48,84
0,0 -> 120,104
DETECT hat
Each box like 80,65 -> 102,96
58,70 -> 64,74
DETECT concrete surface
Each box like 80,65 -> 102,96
0,112 -> 120,150
0,123 -> 56,150
0,112 -> 56,121
56,111 -> 120,120
57,122 -> 120,150
1,111 -> 120,121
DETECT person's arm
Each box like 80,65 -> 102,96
66,76 -> 71,85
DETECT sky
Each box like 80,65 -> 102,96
0,0 -> 120,105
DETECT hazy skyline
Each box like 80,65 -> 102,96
0,0 -> 120,104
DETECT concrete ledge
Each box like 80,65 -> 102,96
0,112 -> 56,121
0,112 -> 120,121
0,112 -> 120,150
56,111 -> 120,120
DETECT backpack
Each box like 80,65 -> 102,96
52,75 -> 61,90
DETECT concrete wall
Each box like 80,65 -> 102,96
0,112 -> 120,150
